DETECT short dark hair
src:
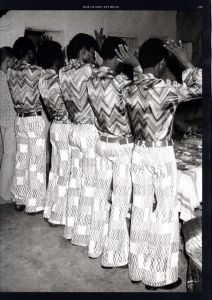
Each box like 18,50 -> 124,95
138,38 -> 169,69
13,37 -> 36,60
37,40 -> 63,69
67,33 -> 99,60
100,37 -> 126,60
0,47 -> 14,64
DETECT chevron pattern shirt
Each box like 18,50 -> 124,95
59,59 -> 94,125
87,66 -> 133,137
8,61 -> 43,113
126,67 -> 202,141
0,70 -> 16,127
38,69 -> 69,123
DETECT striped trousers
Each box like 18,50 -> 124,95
64,124 -> 98,247
11,115 -> 46,213
43,121 -> 72,225
88,139 -> 133,267
129,145 -> 179,287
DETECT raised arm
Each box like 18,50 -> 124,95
116,42 -> 202,103
164,40 -> 202,102
94,28 -> 106,50
115,44 -> 156,86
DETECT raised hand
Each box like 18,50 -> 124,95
163,40 -> 193,68
115,44 -> 140,68
94,28 -> 106,49
95,51 -> 103,66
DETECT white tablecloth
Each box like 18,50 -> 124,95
177,166 -> 202,222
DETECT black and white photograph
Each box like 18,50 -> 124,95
0,4 -> 209,295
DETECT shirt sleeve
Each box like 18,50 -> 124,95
114,73 -> 132,103
176,67 -> 202,103
132,66 -> 157,85
50,80 -> 68,121
128,66 -> 202,104
42,77 -> 68,121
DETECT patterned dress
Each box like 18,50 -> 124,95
59,59 -> 98,246
0,70 -> 16,201
126,66 -> 202,286
8,61 -> 46,213
86,66 -> 137,267
39,69 -> 72,225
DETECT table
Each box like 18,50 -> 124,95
174,141 -> 202,222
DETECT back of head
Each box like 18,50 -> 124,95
0,47 -> 14,64
37,40 -> 63,69
100,37 -> 126,60
67,33 -> 99,60
13,37 -> 36,60
138,38 -> 168,69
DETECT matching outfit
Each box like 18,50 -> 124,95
39,69 -> 71,225
8,61 -> 46,212
59,60 -> 98,246
126,67 -> 202,286
5,55 -> 202,287
86,66 -> 135,267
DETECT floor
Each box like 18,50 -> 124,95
0,203 -> 188,292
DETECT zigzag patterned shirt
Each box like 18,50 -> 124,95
8,61 -> 43,113
87,66 -> 133,137
59,59 -> 94,125
38,69 -> 69,123
126,67 -> 202,141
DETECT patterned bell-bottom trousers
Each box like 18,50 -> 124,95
43,121 -> 72,225
64,124 -> 98,247
129,145 -> 179,286
11,115 -> 46,213
88,139 -> 133,267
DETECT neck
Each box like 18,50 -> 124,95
50,64 -> 58,73
143,67 -> 155,75
20,56 -> 30,64
0,63 -> 7,73
103,59 -> 116,72
76,54 -> 83,63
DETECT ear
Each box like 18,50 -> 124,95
134,49 -> 139,58
79,47 -> 87,59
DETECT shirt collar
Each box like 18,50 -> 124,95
44,68 -> 57,75
69,59 -> 86,69
13,60 -> 32,70
92,66 -> 116,79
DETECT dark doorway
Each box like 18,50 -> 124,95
25,29 -> 46,48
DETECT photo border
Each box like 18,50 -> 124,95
0,1 -> 211,300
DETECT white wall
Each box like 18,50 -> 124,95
0,11 -> 26,47
0,10 -> 177,48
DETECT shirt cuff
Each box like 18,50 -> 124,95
182,67 -> 197,81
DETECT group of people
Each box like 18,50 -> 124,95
0,30 -> 202,290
